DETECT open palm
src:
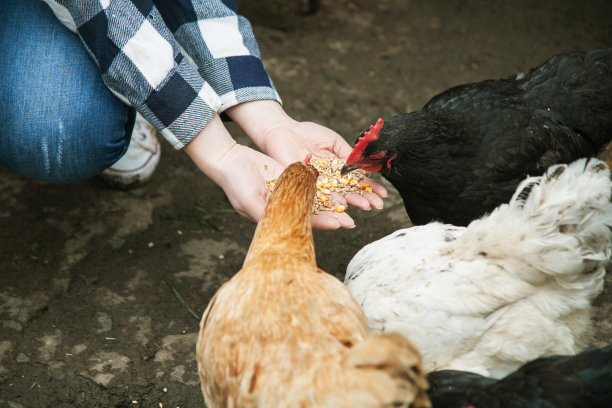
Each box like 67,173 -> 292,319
259,120 -> 387,214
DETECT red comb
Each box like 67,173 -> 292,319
345,118 -> 384,166
303,153 -> 313,165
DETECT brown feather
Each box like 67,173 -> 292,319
196,162 -> 430,407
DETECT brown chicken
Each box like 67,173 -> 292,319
196,161 -> 430,408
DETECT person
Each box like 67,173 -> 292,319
0,0 -> 386,230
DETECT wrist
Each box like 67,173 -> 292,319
183,115 -> 237,184
225,100 -> 296,151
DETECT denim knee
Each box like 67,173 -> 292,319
0,102 -> 134,184
0,0 -> 133,183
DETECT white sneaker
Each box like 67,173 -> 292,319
99,113 -> 161,189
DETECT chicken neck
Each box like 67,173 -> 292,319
243,163 -> 318,268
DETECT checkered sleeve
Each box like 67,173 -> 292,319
152,0 -> 282,112
42,0 -> 223,149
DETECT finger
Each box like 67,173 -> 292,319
364,177 -> 388,198
311,211 -> 355,230
333,137 -> 354,159
311,213 -> 341,230
335,211 -> 356,229
330,192 -> 348,206
344,191 -> 385,210
362,192 -> 385,210
343,193 -> 372,210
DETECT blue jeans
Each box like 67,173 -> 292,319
0,0 -> 134,183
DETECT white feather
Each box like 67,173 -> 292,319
345,158 -> 612,378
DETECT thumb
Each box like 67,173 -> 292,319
334,137 -> 354,159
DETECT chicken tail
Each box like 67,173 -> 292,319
461,157 -> 612,285
518,48 -> 612,148
325,332 -> 431,408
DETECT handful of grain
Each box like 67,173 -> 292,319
267,156 -> 371,214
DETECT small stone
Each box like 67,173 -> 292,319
96,312 -> 112,333
71,344 -> 88,355
16,353 -> 30,363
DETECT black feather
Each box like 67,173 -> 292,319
355,48 -> 612,226
427,346 -> 612,408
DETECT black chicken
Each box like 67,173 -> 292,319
426,345 -> 612,408
342,48 -> 612,226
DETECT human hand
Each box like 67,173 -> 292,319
226,101 -> 388,217
209,144 -> 281,222
183,116 -> 277,222
215,146 -> 356,230
259,119 -> 387,214
183,115 -> 355,229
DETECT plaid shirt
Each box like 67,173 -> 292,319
42,0 -> 281,149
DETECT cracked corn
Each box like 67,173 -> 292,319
267,156 -> 370,213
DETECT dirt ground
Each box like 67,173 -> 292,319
1,1 -> 611,407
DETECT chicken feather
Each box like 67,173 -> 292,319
342,48 -> 612,226
427,345 -> 612,407
346,158 -> 612,379
197,162 -> 430,408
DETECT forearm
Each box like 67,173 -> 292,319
183,115 -> 237,185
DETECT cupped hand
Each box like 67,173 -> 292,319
258,119 -> 388,213
212,145 -> 359,229
186,124 -> 355,230
221,101 -> 390,227
226,100 -> 388,214
211,144 -> 283,222
184,115 -> 278,223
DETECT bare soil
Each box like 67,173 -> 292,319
1,1 -> 611,407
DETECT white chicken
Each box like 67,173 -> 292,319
345,157 -> 612,379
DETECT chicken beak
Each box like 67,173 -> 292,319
340,164 -> 356,175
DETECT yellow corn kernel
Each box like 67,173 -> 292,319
365,187 -> 372,192
319,195 -> 329,202
336,205 -> 346,213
